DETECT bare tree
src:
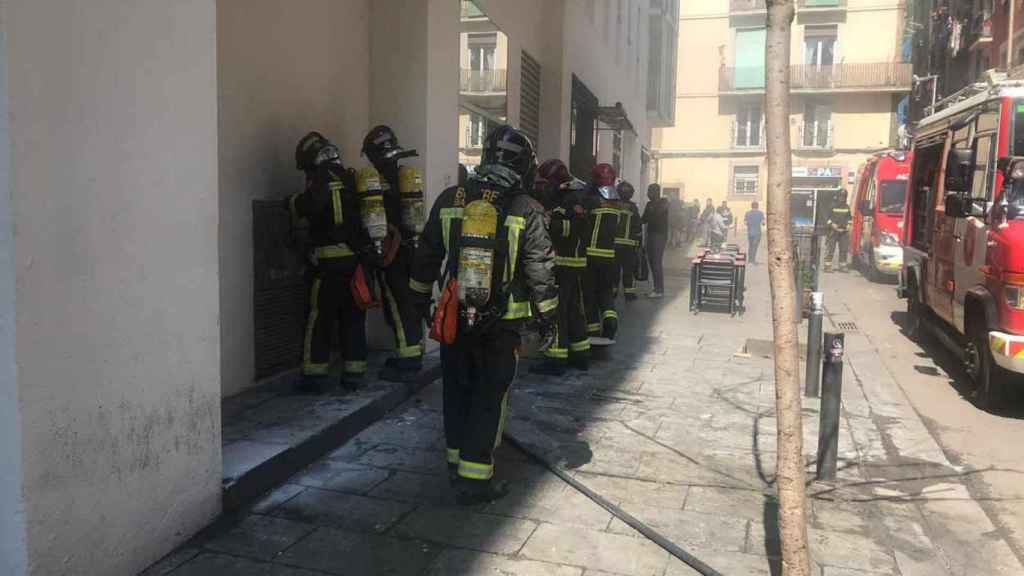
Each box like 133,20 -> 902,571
764,1 -> 812,574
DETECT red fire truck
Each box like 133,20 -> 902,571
901,78 -> 1024,407
851,150 -> 912,280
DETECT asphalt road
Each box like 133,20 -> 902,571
821,266 -> 1024,568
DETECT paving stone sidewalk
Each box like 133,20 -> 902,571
143,245 -> 1024,576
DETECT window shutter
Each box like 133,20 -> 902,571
521,51 -> 542,146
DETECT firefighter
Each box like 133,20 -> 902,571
584,163 -> 621,346
530,159 -> 591,376
361,126 -> 426,382
825,189 -> 852,272
409,125 -> 558,505
614,180 -> 642,302
288,132 -> 369,394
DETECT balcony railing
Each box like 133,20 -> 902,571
797,0 -> 847,9
460,69 -> 508,93
731,120 -> 765,150
729,0 -> 765,12
797,122 -> 833,150
719,62 -> 911,92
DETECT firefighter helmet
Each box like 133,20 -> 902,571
538,159 -> 572,186
362,125 -> 418,167
296,131 -> 337,171
617,180 -> 635,201
591,163 -> 617,187
482,125 -> 537,189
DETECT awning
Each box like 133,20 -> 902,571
596,102 -> 636,136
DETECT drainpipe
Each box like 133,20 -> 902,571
1010,0 -> 1017,70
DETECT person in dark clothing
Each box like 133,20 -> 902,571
583,163 -> 621,345
825,189 -> 852,272
614,181 -> 642,302
409,125 -> 557,505
744,201 -> 766,264
362,126 -> 425,382
288,132 -> 370,394
642,184 -> 670,298
530,159 -> 591,376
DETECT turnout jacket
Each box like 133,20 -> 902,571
584,186 -> 621,259
409,173 -> 559,322
549,183 -> 589,268
615,200 -> 642,248
289,163 -> 369,261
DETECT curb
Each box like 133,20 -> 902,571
221,364 -> 443,512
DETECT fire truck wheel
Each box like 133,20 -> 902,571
967,326 -> 1006,410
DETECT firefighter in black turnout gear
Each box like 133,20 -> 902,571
410,126 -> 558,505
289,132 -> 369,394
825,189 -> 852,272
530,159 -> 591,376
584,163 -> 621,346
615,180 -> 642,302
362,126 -> 426,382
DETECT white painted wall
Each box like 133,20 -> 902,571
0,3 -> 26,573
217,0 -> 372,396
4,1 -> 221,574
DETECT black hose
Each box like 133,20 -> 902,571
503,433 -> 726,576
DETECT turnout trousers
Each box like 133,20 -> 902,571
302,258 -> 368,377
379,244 -> 425,360
544,265 -> 591,364
585,255 -> 618,339
442,327 -> 521,482
614,245 -> 638,298
826,230 -> 850,269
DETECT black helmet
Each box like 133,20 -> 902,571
617,180 -> 635,201
482,125 -> 537,188
362,125 -> 418,167
296,131 -> 341,171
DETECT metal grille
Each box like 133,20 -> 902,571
520,51 -> 541,145
836,321 -> 858,332
253,200 -> 309,380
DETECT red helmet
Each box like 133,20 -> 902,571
538,159 -> 572,185
591,163 -> 617,187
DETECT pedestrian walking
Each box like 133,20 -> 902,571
614,181 -> 642,302
642,184 -> 670,298
668,193 -> 684,248
706,208 -> 727,250
716,200 -> 734,240
583,163 -> 621,345
744,201 -> 765,264
409,125 -> 557,505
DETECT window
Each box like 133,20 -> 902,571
733,166 -> 759,196
878,180 -> 907,214
735,28 -> 766,89
803,101 -> 832,148
804,26 -> 837,68
972,133 -> 996,202
467,114 -> 485,148
735,103 -> 763,147
468,34 -> 496,72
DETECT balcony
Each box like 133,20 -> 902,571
460,69 -> 508,94
729,0 -> 765,12
719,62 -> 911,94
797,0 -> 847,11
796,122 -> 833,151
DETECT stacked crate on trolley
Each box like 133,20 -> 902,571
690,245 -> 746,315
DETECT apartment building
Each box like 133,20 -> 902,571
0,1 -> 677,574
653,0 -> 910,221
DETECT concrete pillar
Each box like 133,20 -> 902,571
370,0 -> 459,205
1,1 -> 222,574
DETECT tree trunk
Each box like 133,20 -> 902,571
764,1 -> 812,575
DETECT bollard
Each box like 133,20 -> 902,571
805,292 -> 824,398
816,332 -> 845,481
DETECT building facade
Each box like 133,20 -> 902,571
653,0 -> 910,220
0,1 -> 677,574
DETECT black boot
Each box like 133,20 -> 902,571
379,357 -> 422,383
529,358 -> 568,376
339,372 -> 365,392
569,354 -> 590,372
454,478 -> 509,506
